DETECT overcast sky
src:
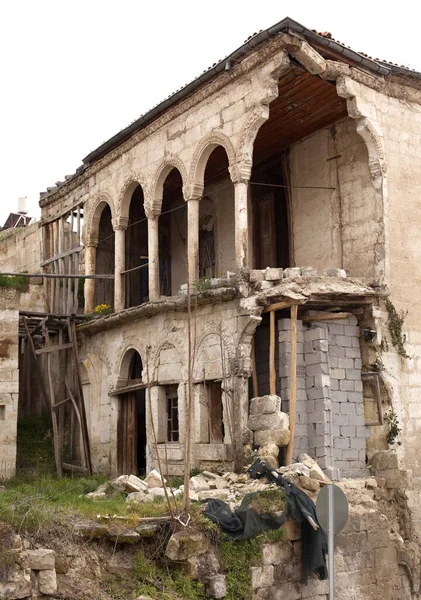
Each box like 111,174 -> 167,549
1,0 -> 420,225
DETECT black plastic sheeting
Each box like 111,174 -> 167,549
203,459 -> 327,584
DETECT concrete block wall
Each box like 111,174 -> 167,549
277,315 -> 369,477
327,316 -> 369,477
0,307 -> 19,479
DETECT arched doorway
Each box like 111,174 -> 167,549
94,204 -> 115,307
199,146 -> 235,277
125,185 -> 149,307
159,168 -> 187,296
117,350 -> 146,475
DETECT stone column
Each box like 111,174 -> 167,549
84,241 -> 97,314
187,198 -> 199,285
148,215 -> 159,301
113,218 -> 128,312
230,163 -> 251,271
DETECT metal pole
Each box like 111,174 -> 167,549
328,483 -> 334,600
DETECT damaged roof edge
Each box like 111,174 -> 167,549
81,17 -> 398,168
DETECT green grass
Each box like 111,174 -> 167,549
220,537 -> 263,600
15,417 -> 56,478
0,273 -> 29,290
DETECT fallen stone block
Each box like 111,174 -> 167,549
126,491 -> 149,504
144,469 -> 166,489
370,450 -> 399,471
254,428 -> 290,447
250,565 -> 274,589
166,531 -> 210,561
265,267 -> 283,281
206,574 -> 227,599
19,549 -> 55,570
249,395 -> 281,416
126,474 -> 148,493
190,475 -> 210,492
301,266 -> 318,277
283,267 -> 302,278
248,411 -> 289,432
257,443 -> 280,459
250,269 -> 265,282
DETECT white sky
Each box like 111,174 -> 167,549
1,0 -> 421,225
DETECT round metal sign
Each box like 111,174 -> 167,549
316,484 -> 349,535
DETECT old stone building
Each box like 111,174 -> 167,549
2,16 -> 421,526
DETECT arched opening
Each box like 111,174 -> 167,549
200,146 -> 235,277
249,64 -> 347,270
159,168 -> 187,296
117,350 -> 146,475
94,204 -> 115,307
125,185 -> 149,307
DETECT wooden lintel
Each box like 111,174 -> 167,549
301,312 -> 352,322
110,382 -> 147,396
263,300 -> 301,313
35,342 -> 73,355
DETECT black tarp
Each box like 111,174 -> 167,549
203,459 -> 328,584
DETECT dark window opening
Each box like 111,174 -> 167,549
95,205 -> 115,307
208,381 -> 224,443
125,185 -> 149,308
166,385 -> 179,442
251,155 -> 290,270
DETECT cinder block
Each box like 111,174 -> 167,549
344,325 -> 360,336
346,369 -> 362,381
336,336 -> 353,347
305,351 -> 328,365
329,324 -> 345,335
304,328 -> 326,342
313,339 -> 328,352
332,391 -> 348,403
338,358 -> 354,369
306,363 -> 330,377
340,403 -> 356,415
340,380 -> 355,391
331,368 -> 346,380
307,387 -> 330,400
330,345 -> 346,358
340,425 -> 356,437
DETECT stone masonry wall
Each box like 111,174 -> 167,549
0,292 -> 19,478
278,315 -> 368,478
253,478 -> 415,600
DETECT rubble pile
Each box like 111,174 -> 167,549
85,454 -> 332,509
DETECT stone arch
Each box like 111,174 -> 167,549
193,322 -> 235,380
117,343 -> 144,384
117,172 -> 148,222
237,104 -> 271,173
189,131 -> 236,193
236,315 -> 263,377
150,156 -> 188,216
152,340 -> 185,383
83,192 -> 116,245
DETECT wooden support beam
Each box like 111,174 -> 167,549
22,318 -> 51,416
45,326 -> 62,476
263,300 -> 301,313
285,304 -> 298,466
301,312 -> 351,322
40,246 -> 84,266
51,397 -> 71,410
1,272 -> 114,279
269,310 -> 276,395
35,343 -> 73,355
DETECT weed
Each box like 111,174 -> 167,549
196,277 -> 212,292
220,537 -> 263,600
249,489 -> 286,515
384,408 -> 402,446
385,298 -> 409,358
0,273 -> 29,291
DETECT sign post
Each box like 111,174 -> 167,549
316,484 -> 349,600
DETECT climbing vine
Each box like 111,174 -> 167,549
385,298 -> 409,359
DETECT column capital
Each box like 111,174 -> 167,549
183,183 -> 204,201
112,216 -> 129,231
84,235 -> 99,248
229,161 -> 252,184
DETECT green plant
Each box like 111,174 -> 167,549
384,408 -> 402,446
249,489 -> 286,515
385,298 -> 409,358
196,277 -> 212,292
220,537 -> 263,600
0,273 -> 29,291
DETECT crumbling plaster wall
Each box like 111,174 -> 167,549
0,290 -> 19,479
78,298 -> 254,475
370,87 -> 421,536
0,222 -> 40,274
289,116 -> 379,279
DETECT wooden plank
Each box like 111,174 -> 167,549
51,397 -> 71,410
23,318 -> 51,415
285,304 -> 298,465
45,327 -> 62,476
263,300 -> 301,313
301,312 -> 351,322
62,462 -> 87,474
35,342 -> 73,355
1,272 -> 114,279
40,246 -> 84,266
269,310 -> 276,395
251,337 -> 259,398
69,319 -> 93,475
110,382 -> 147,396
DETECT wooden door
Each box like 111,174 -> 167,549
117,392 -> 137,475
